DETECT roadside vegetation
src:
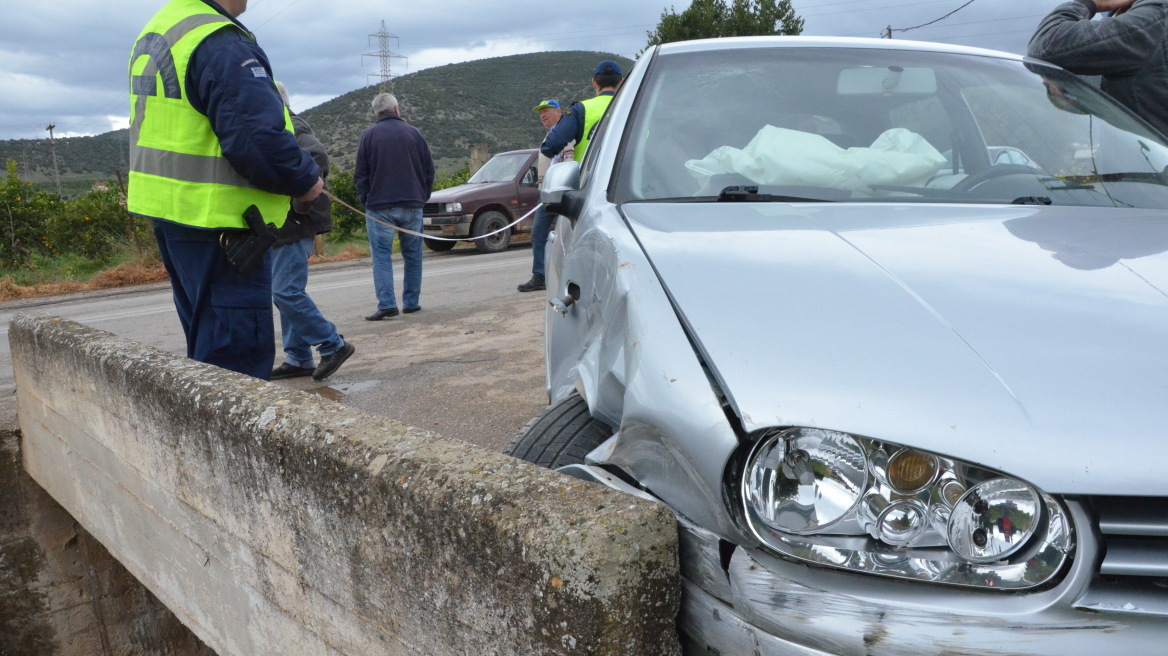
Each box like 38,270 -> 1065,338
0,158 -> 472,301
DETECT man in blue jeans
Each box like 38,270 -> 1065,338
518,98 -> 568,293
270,83 -> 354,381
355,92 -> 435,320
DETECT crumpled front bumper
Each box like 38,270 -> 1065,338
677,508 -> 1165,656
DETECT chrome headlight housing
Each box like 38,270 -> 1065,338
741,428 -> 1074,590
444,202 -> 462,213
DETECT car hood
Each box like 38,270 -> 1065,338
622,202 -> 1168,495
428,181 -> 510,203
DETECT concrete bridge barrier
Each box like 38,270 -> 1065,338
10,314 -> 681,656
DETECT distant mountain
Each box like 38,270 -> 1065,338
0,50 -> 634,192
301,50 -> 634,172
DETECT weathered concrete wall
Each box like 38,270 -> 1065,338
1,428 -> 216,656
10,314 -> 681,656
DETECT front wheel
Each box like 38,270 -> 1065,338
471,210 -> 512,254
506,394 -> 613,469
424,237 -> 457,252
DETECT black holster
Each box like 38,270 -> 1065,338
219,204 -> 278,276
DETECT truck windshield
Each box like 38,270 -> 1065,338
616,47 -> 1168,209
469,153 -> 530,184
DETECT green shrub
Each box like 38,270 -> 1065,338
0,159 -> 63,268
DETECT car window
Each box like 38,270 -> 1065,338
468,153 -> 531,184
615,47 -> 1168,209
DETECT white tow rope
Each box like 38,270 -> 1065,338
323,190 -> 540,243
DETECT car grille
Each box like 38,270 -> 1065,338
1077,496 -> 1168,615
1095,497 -> 1168,578
423,203 -> 441,215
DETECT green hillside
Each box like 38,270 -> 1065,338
0,50 -> 634,192
302,50 -> 634,171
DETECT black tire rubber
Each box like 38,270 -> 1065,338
424,237 -> 457,252
471,210 -> 512,254
506,394 -> 613,469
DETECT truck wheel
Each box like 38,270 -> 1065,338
506,394 -> 613,469
424,237 -> 457,252
471,210 -> 512,254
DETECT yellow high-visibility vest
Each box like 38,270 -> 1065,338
574,94 -> 614,162
127,0 -> 293,229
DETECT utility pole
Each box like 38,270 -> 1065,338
363,20 -> 407,92
885,25 -> 893,39
45,123 -> 61,195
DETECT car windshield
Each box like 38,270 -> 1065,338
616,46 -> 1168,209
468,152 -> 529,184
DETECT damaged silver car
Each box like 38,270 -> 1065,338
507,36 -> 1168,654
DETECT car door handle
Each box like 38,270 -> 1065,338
549,294 -> 575,317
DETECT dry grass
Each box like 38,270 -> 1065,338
0,244 -> 370,302
0,261 -> 169,302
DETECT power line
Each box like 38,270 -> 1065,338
892,0 -> 978,35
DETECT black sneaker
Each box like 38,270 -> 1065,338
271,362 -> 315,380
313,341 -> 355,381
517,276 -> 545,292
365,307 -> 399,321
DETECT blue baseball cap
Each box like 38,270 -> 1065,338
594,60 -> 622,77
533,99 -> 561,113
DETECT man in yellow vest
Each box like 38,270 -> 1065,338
128,0 -> 324,380
539,60 -> 623,164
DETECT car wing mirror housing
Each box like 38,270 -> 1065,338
541,161 -> 583,222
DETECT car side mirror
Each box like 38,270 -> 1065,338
541,161 -> 582,221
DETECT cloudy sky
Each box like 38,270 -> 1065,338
1,0 -> 1072,141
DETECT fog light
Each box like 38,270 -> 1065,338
878,500 -> 928,546
947,478 -> 1041,563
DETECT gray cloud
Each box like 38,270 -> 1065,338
0,0 -> 1065,140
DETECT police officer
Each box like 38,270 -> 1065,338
540,60 -> 624,163
128,0 -> 323,380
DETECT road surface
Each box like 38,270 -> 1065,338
1,247 -> 549,453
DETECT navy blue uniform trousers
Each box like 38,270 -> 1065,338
152,219 -> 275,380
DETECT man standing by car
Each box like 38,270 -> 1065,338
355,92 -> 435,321
269,82 -> 355,381
128,0 -> 323,380
540,61 -> 623,163
1028,0 -> 1168,137
518,99 -> 566,293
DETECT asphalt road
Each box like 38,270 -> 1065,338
1,246 -> 550,453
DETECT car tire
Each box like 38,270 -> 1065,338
424,237 -> 457,252
471,210 -> 512,254
506,394 -> 613,469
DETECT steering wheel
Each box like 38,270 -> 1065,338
952,164 -> 1042,193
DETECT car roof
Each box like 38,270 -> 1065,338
493,148 -> 537,157
655,35 -> 1025,62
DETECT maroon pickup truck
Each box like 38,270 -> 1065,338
422,149 -> 540,253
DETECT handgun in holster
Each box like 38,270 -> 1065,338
219,204 -> 278,276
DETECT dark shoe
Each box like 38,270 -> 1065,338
365,307 -> 399,321
403,306 -> 421,314
271,362 -> 314,380
313,341 -> 355,381
517,276 -> 545,292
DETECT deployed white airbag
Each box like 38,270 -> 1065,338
686,126 -> 947,193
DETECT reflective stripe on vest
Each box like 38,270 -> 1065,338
127,0 -> 292,229
574,94 -> 614,162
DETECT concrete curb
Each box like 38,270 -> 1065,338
11,313 -> 681,655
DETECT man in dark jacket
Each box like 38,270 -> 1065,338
1028,0 -> 1168,137
355,92 -> 435,321
269,83 -> 355,381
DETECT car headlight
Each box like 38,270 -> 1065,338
741,428 -> 1074,590
444,202 -> 462,213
